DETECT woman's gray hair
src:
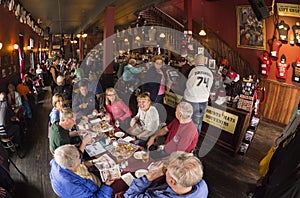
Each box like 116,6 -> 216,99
167,151 -> 203,187
54,144 -> 80,168
177,102 -> 193,119
60,107 -> 75,122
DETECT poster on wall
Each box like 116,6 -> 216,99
236,5 -> 266,50
2,69 -> 6,78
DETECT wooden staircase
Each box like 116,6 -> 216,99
138,6 -> 257,78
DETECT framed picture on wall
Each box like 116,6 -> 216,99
198,47 -> 204,55
236,5 -> 266,50
13,65 -> 17,73
2,69 -> 6,78
209,59 -> 216,70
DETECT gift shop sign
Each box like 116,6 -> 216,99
277,3 -> 300,18
203,106 -> 239,134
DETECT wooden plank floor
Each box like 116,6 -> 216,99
8,88 -> 285,198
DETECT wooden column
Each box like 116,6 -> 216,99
102,6 -> 115,89
184,0 -> 192,34
103,6 -> 115,74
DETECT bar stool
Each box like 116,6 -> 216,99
0,135 -> 16,153
0,125 -> 17,153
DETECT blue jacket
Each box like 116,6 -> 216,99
49,159 -> 113,198
124,176 -> 208,198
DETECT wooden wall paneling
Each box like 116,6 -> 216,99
260,79 -> 300,124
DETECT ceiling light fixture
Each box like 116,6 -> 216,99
159,33 -> 166,38
13,43 -> 19,50
199,17 -> 206,36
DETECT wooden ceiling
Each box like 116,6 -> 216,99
19,0 -> 169,35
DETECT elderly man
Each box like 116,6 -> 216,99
49,107 -> 92,153
147,102 -> 198,159
72,80 -> 98,119
124,151 -> 208,197
50,144 -> 113,198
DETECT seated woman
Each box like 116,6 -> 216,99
7,84 -> 25,119
105,88 -> 132,130
128,92 -> 160,146
50,144 -> 114,198
49,93 -> 64,125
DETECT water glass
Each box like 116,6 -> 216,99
141,150 -> 149,162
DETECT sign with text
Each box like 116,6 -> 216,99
277,3 -> 300,18
163,91 -> 183,108
203,106 -> 239,134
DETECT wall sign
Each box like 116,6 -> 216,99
277,3 -> 300,18
203,106 -> 239,134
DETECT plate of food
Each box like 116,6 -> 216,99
110,143 -> 136,158
91,123 -> 111,132
114,131 -> 125,138
133,151 -> 143,160
135,169 -> 148,178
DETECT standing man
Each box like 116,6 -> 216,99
183,54 -> 213,148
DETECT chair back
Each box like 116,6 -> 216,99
0,125 -> 7,137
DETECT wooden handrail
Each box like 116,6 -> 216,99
139,6 -> 257,78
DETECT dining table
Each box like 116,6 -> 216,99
77,114 -> 156,197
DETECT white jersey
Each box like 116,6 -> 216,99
183,65 -> 214,103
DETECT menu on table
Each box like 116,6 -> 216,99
85,142 -> 106,157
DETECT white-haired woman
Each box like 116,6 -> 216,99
50,144 -> 114,198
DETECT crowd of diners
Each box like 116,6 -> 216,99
1,52 -> 211,197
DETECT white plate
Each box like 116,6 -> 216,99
135,169 -> 148,178
87,114 -> 95,119
115,132 -> 125,138
133,151 -> 143,160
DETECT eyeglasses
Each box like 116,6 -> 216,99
106,94 -> 115,97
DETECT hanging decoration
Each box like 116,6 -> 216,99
3,0 -> 44,36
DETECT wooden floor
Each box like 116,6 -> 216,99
8,88 -> 285,198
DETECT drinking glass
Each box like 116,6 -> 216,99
108,129 -> 115,137
141,150 -> 149,162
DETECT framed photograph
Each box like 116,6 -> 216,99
13,65 -> 17,73
236,5 -> 266,50
198,47 -> 204,55
209,59 -> 216,70
2,69 -> 6,78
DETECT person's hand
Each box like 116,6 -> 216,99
145,164 -> 164,182
104,178 -> 115,186
92,109 -> 98,115
130,117 -> 137,127
0,187 -> 7,197
147,136 -> 155,149
80,103 -> 88,109
82,133 -> 92,145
